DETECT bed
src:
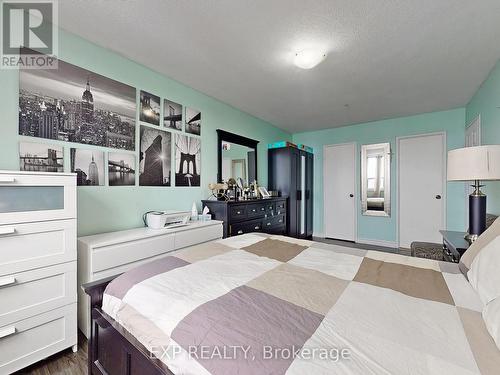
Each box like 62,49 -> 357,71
84,233 -> 500,375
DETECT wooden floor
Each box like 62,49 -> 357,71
14,332 -> 87,375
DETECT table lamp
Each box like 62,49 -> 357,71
447,145 -> 500,242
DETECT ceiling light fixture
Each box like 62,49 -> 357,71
294,49 -> 327,69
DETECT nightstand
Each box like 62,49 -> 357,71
439,230 -> 470,263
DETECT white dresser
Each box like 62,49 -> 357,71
77,220 -> 223,337
0,171 -> 78,374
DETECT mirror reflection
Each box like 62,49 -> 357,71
361,143 -> 391,216
221,142 -> 256,186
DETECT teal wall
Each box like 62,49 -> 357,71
466,60 -> 500,214
293,108 -> 467,243
0,29 -> 290,236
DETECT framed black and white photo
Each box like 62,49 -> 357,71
19,142 -> 64,173
140,90 -> 161,126
139,125 -> 171,186
164,98 -> 182,130
70,148 -> 105,186
108,152 -> 136,186
19,53 -> 136,151
175,134 -> 201,187
185,107 -> 201,136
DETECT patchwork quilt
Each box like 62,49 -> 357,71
102,233 -> 500,375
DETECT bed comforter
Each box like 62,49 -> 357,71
102,233 -> 500,374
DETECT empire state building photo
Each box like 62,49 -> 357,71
19,53 -> 137,151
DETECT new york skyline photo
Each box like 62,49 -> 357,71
19,55 -> 137,151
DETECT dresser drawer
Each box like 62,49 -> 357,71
276,200 -> 286,210
231,219 -> 262,236
0,219 -> 76,276
0,173 -> 76,225
91,233 -> 175,273
264,202 -> 275,212
230,205 -> 247,220
247,203 -> 266,218
272,214 -> 286,226
175,224 -> 223,249
0,304 -> 77,375
263,214 -> 285,229
0,262 -> 76,327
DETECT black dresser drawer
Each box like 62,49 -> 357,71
276,200 -> 286,211
263,214 -> 285,230
230,205 -> 247,220
247,203 -> 266,218
230,219 -> 262,236
273,214 -> 285,226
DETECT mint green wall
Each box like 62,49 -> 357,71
292,109 -> 466,243
466,60 -> 500,214
0,30 -> 290,236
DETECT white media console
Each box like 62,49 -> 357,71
77,220 -> 223,337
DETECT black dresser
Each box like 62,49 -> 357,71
201,197 -> 287,238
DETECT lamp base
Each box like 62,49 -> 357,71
466,181 -> 486,243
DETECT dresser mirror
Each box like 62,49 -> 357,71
361,142 -> 391,217
217,129 -> 258,187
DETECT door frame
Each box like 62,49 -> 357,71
322,142 -> 358,241
396,132 -> 447,248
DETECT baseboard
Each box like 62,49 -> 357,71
356,238 -> 398,248
312,232 -> 324,238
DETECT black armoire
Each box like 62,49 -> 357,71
268,146 -> 313,239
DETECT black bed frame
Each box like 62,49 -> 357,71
83,276 -> 174,375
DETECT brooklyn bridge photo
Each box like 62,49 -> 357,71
175,134 -> 201,187
19,142 -> 64,173
108,152 -> 136,186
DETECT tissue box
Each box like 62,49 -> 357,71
198,214 -> 212,221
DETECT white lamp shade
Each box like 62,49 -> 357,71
447,145 -> 500,181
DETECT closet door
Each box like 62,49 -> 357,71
398,133 -> 445,248
323,143 -> 356,241
305,152 -> 314,237
297,151 -> 307,238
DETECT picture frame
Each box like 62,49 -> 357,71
258,186 -> 270,198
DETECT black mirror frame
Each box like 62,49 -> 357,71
217,129 -> 259,183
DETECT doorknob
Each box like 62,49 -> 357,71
349,194 -> 354,198
435,195 -> 442,200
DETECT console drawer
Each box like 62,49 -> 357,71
0,262 -> 76,327
0,219 -> 76,276
91,233 -> 175,273
175,224 -> 223,249
0,304 -> 77,375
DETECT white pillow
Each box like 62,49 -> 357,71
483,297 -> 500,350
468,236 -> 500,305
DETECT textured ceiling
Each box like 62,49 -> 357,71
59,0 -> 500,133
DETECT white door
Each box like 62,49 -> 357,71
398,133 -> 445,248
324,143 -> 356,241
